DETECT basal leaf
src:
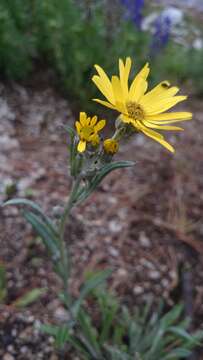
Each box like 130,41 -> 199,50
23,210 -> 60,256
72,269 -> 112,317
2,198 -> 58,237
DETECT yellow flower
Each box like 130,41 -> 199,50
75,112 -> 106,152
103,139 -> 119,154
92,57 -> 192,153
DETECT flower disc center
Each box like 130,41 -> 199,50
80,126 -> 94,141
126,101 -> 144,120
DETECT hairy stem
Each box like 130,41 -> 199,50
58,177 -> 81,306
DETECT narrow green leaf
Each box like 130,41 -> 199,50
62,125 -> 75,139
14,287 -> 47,307
55,325 -> 70,348
77,309 -> 101,357
162,347 -> 192,359
99,307 -> 117,345
72,269 -> 112,316
0,262 -> 7,302
168,326 -> 201,345
2,198 -> 58,236
77,161 -> 134,203
104,344 -> 131,360
23,211 -> 60,256
41,323 -> 92,358
67,335 -> 92,359
160,304 -> 183,329
40,323 -> 59,336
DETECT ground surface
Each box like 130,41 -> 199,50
0,81 -> 203,359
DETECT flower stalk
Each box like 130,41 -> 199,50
58,177 -> 82,306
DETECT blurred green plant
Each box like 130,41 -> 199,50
0,0 -> 203,111
1,0 -> 202,111
0,262 -> 7,303
0,0 -> 35,78
41,277 -> 203,359
14,287 -> 47,308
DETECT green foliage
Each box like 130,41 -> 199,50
14,287 -> 47,307
1,0 -> 202,111
41,277 -> 203,359
186,47 -> 203,95
0,0 -> 35,78
149,43 -> 189,86
0,262 -> 7,303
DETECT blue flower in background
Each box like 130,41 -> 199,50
150,14 -> 171,55
121,0 -> 145,29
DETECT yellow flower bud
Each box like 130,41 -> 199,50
103,139 -> 119,154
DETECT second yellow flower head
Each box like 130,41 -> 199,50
75,112 -> 106,152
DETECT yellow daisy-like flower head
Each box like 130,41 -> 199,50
75,112 -> 106,153
103,138 -> 119,155
92,57 -> 192,153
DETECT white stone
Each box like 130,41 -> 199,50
139,231 -> 151,248
108,220 -> 123,233
149,270 -> 161,280
3,354 -> 15,360
108,246 -> 119,257
133,286 -> 144,295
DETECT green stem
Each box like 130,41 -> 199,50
58,177 -> 81,306
112,125 -> 126,141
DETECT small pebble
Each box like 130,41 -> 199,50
149,270 -> 161,280
138,231 -> 151,248
117,268 -> 128,278
108,220 -> 123,233
54,307 -> 69,322
11,329 -> 17,337
20,346 -> 29,354
6,345 -> 15,353
133,285 -> 144,295
108,246 -> 119,257
3,354 -> 15,360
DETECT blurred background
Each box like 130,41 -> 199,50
0,0 -> 203,110
0,0 -> 203,359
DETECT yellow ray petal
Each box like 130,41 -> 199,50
136,121 -> 164,139
128,63 -> 149,102
94,119 -> 106,132
94,65 -> 114,102
92,75 -> 114,104
93,98 -> 116,110
94,64 -> 113,90
80,112 -> 88,126
144,96 -> 187,115
146,111 -> 192,122
147,119 -> 190,125
142,120 -> 183,131
140,82 -> 179,107
141,127 -> 175,153
86,117 -> 91,126
137,62 -> 150,79
75,121 -> 81,133
77,140 -> 86,152
111,76 -> 126,113
129,77 -> 148,102
119,57 -> 131,98
90,116 -> 97,126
